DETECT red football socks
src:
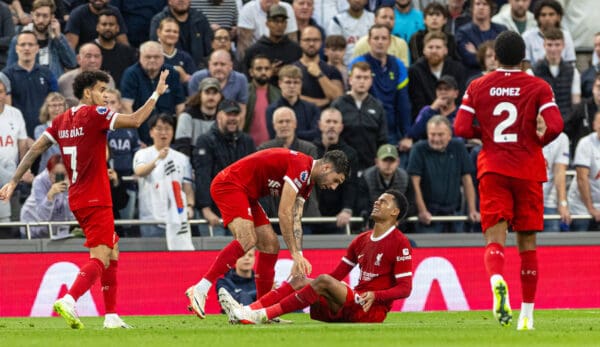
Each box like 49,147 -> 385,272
204,240 -> 246,283
101,260 -> 118,314
255,251 -> 278,299
250,281 -> 295,310
265,284 -> 319,320
520,250 -> 538,303
68,258 -> 104,301
484,242 -> 505,277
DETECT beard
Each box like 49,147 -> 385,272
303,50 -> 319,59
91,1 -> 106,11
171,7 -> 189,16
253,75 -> 269,85
100,31 -> 116,41
34,22 -> 49,34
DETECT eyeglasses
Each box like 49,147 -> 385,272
48,103 -> 65,109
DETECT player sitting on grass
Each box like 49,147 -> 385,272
219,189 -> 413,324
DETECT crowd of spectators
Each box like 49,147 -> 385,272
1,0 -> 600,238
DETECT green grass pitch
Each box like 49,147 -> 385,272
1,310 -> 600,347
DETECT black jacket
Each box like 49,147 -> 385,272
193,124 -> 256,214
313,138 -> 359,216
331,94 -> 388,171
408,56 -> 467,120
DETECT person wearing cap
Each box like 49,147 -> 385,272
408,31 -> 466,121
407,115 -> 478,233
188,49 -> 249,122
238,0 -> 299,61
241,4 -> 302,83
193,99 -> 256,236
356,143 -> 413,231
401,75 -> 460,151
174,77 -> 223,157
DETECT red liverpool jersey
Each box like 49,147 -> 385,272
44,105 -> 118,211
454,69 -> 563,181
342,227 -> 413,305
219,148 -> 315,201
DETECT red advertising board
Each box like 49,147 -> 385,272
1,246 -> 599,317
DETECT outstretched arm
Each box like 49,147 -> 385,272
0,135 -> 53,201
113,70 -> 170,129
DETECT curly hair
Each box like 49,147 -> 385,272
72,71 -> 110,100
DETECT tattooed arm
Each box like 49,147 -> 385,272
279,181 -> 312,276
292,196 -> 306,252
0,136 -> 53,201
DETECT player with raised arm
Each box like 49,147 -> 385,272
0,69 -> 170,329
218,189 -> 413,324
185,148 -> 349,320
454,31 -> 563,330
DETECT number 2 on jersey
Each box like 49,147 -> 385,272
493,102 -> 518,143
63,146 -> 78,183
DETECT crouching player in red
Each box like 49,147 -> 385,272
218,189 -> 413,324
454,31 -> 563,330
0,69 -> 170,329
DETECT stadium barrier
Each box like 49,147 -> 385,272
1,245 -> 599,317
1,213 -> 593,240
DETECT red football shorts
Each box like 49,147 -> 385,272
479,172 -> 544,232
210,178 -> 270,228
72,206 -> 119,249
309,285 -> 388,323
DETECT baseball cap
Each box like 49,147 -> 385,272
377,144 -> 399,160
218,99 -> 241,114
268,4 -> 288,19
436,75 -> 458,90
198,77 -> 221,92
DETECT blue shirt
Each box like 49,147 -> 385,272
120,63 -> 185,145
350,53 -> 411,144
188,69 -> 249,103
392,7 -> 425,43
1,64 -> 58,137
